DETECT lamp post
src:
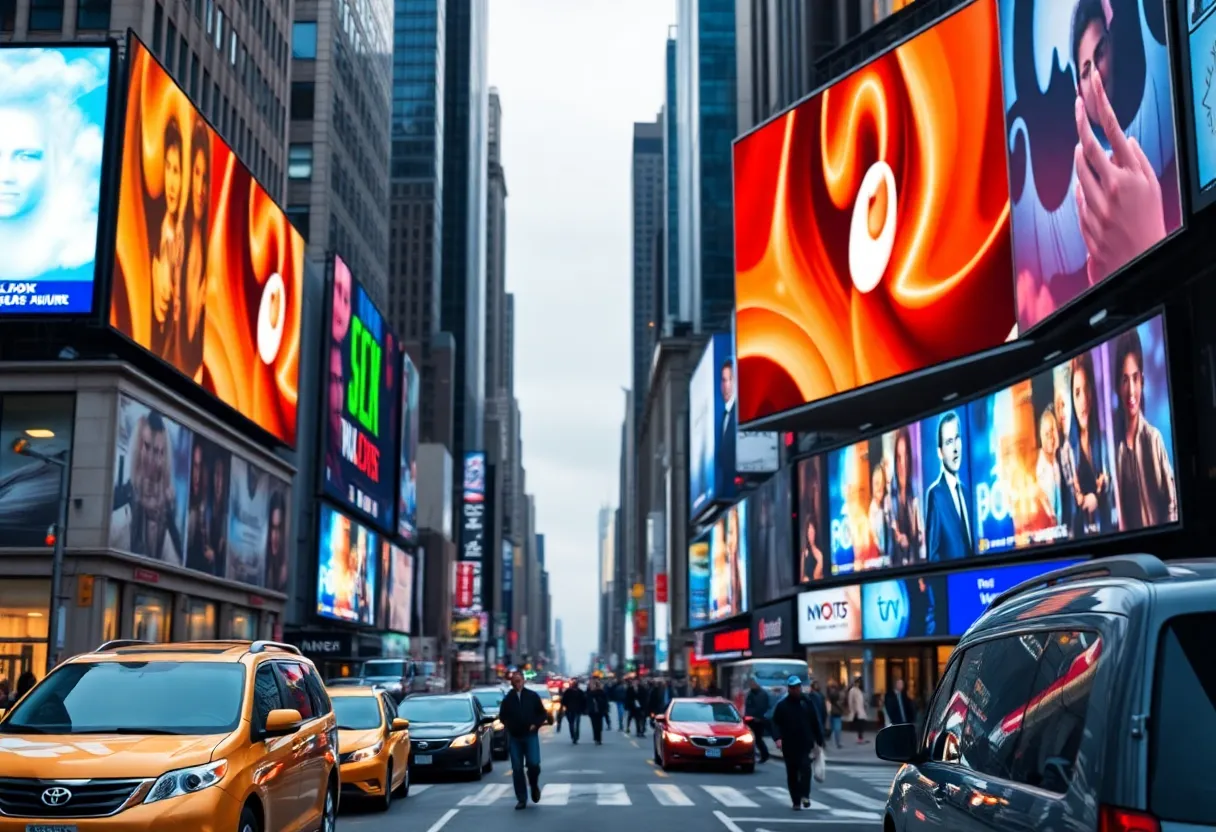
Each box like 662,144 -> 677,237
11,438 -> 68,674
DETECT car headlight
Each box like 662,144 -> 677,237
737,733 -> 754,744
144,759 -> 228,804
664,732 -> 686,743
450,732 -> 478,748
492,720 -> 504,731
347,741 -> 383,763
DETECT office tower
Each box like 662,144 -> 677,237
676,0 -> 737,333
663,29 -> 680,332
441,0 -> 489,458
3,0 -> 292,202
289,0 -> 393,304
504,293 -> 516,396
388,0 -> 445,343
631,116 -> 664,426
597,505 -> 616,659
485,88 -> 508,398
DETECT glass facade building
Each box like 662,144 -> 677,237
664,31 -> 680,331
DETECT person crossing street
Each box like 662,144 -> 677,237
744,677 -> 772,763
770,675 -> 826,811
586,678 -> 609,744
499,667 -> 550,810
561,678 -> 586,744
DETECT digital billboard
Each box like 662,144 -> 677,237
690,334 -> 734,514
921,407 -> 975,562
316,502 -> 377,625
998,0 -> 1182,331
110,37 -> 304,447
748,471 -> 794,605
796,456 -> 829,582
109,393 -> 290,592
398,352 -> 420,541
861,575 -> 949,639
377,542 -> 413,634
709,503 -> 749,621
946,558 -> 1085,635
322,255 -> 399,530
797,586 -> 862,644
0,45 -> 114,315
687,534 -> 711,628
733,0 -> 1016,424
461,451 -> 486,563
1180,0 -> 1216,209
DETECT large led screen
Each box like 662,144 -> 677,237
709,503 -> 749,621
690,334 -> 735,515
796,456 -> 829,582
323,255 -> 399,530
109,393 -> 290,592
0,45 -> 113,315
921,406 -> 976,562
946,558 -> 1085,634
998,0 -> 1182,331
398,352 -> 420,542
861,576 -> 949,639
1178,0 -> 1216,208
748,471 -> 794,605
316,502 -> 378,625
377,542 -> 413,634
798,586 -> 862,644
687,534 -> 711,627
733,0 -> 1015,424
110,37 -> 304,446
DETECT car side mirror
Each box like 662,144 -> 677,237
875,722 -> 921,764
263,708 -> 304,738
391,717 -> 410,732
480,715 -> 496,726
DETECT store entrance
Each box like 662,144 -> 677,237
0,643 -> 36,687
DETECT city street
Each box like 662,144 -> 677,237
341,722 -> 896,832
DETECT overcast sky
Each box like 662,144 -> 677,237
487,0 -> 674,672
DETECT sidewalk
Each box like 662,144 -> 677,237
768,730 -> 896,767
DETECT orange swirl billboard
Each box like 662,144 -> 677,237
110,36 -> 303,446
733,0 -> 1016,425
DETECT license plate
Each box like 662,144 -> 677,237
705,748 -> 722,758
28,826 -> 77,832
415,755 -> 432,764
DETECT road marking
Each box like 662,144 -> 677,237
595,783 -> 631,805
655,768 -> 669,778
411,784 -> 433,794
722,819 -> 875,826
822,787 -> 887,811
714,810 -> 746,832
541,783 -> 571,805
555,769 -> 604,774
649,784 -> 694,806
703,785 -> 759,807
756,786 -> 832,811
425,809 -> 459,832
630,739 -> 639,748
458,783 -> 511,806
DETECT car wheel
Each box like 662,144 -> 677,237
377,762 -> 393,812
321,779 -> 337,832
238,803 -> 259,832
395,760 -> 410,798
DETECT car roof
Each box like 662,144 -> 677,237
405,692 -> 473,700
69,639 -> 307,664
328,685 -> 385,698
672,696 -> 732,705
470,686 -> 506,692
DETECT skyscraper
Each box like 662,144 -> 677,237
290,0 -> 393,303
663,29 -> 680,332
485,88 -> 509,398
597,505 -> 616,660
631,117 -> 663,425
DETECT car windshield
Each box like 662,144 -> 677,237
332,697 -> 383,730
670,702 -> 741,723
363,661 -> 405,678
527,685 -> 551,701
327,678 -> 364,687
752,663 -> 808,688
0,661 -> 245,735
400,697 -> 473,723
473,690 -> 505,710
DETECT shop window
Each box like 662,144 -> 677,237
185,599 -> 217,640
102,581 -> 120,642
0,579 -> 49,689
0,394 -> 75,549
132,590 -> 171,642
228,608 -> 254,640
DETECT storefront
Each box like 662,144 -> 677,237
286,629 -> 385,681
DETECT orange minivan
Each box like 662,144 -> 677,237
0,640 -> 339,832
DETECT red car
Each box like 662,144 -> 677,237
652,697 -> 755,772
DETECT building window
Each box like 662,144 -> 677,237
292,21 -> 317,59
102,581 -> 121,642
27,0 -> 64,31
0,580 -> 50,685
215,8 -> 224,49
132,590 -> 171,642
0,0 -> 15,32
286,205 -> 310,240
290,81 -> 314,120
230,30 -> 237,65
189,53 -> 199,100
288,143 -> 313,179
178,35 -> 188,81
0,394 -> 75,549
165,21 -> 177,71
76,0 -> 111,30
185,599 -> 217,640
153,2 -> 164,52
202,69 -> 211,113
193,0 -> 201,22
227,608 -> 255,640
205,0 -> 213,33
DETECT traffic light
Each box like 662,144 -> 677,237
44,524 -> 57,547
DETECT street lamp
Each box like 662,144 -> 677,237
11,437 -> 68,673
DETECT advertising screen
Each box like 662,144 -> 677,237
797,586 -> 862,644
709,503 -> 749,621
947,558 -> 1085,634
751,600 -> 795,656
921,406 -> 976,562
109,393 -> 290,592
452,612 -> 481,644
1180,0 -> 1216,208
998,0 -> 1182,331
377,543 -> 413,634
398,352 -> 420,541
733,0 -> 1015,423
687,534 -> 711,627
323,255 -> 399,530
110,37 -> 304,447
655,602 -> 670,672
461,451 -> 487,564
748,472 -> 794,605
690,334 -> 736,514
796,456 -> 829,582
861,575 -> 949,639
316,502 -> 378,625
0,45 -> 113,315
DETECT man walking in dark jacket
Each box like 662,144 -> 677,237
586,679 -> 609,744
770,675 -> 826,810
561,679 -> 586,744
498,668 -> 550,810
744,678 -> 772,762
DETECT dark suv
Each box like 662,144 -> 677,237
876,554 -> 1216,832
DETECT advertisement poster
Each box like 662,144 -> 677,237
998,0 -> 1182,331
654,602 -> 669,671
748,472 -> 793,605
734,0 -> 1014,422
690,334 -> 736,514
226,456 -> 280,587
797,586 -> 862,644
398,352 -> 420,541
797,456 -> 829,583
452,611 -> 481,644
110,38 -> 305,446
751,600 -> 794,656
920,407 -> 975,562
687,535 -> 711,627
323,255 -> 399,529
709,503 -> 749,620
947,558 -> 1084,635
460,452 -> 487,565
316,503 -> 377,625
377,543 -> 413,634
827,441 -> 881,575
0,394 -> 74,548
1183,0 -> 1216,206
0,45 -> 112,314
861,576 -> 949,640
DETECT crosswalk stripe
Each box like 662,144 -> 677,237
822,788 -> 887,811
649,784 -> 694,806
757,786 -> 833,811
702,785 -> 759,807
595,784 -> 631,806
458,784 -> 511,806
541,783 -> 571,806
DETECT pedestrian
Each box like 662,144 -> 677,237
647,678 -> 666,728
825,679 -> 844,749
611,679 -> 626,731
883,678 -> 916,727
624,680 -> 641,736
498,667 -> 549,810
770,675 -> 826,811
848,675 -> 869,744
744,677 -> 772,763
562,678 -> 586,744
587,678 -> 609,745
634,680 -> 649,738
13,671 -> 36,703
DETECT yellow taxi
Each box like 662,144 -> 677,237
330,685 -> 410,810
0,639 -> 339,832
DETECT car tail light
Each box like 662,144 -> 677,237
1098,806 -> 1160,832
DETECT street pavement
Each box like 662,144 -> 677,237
340,720 -> 899,832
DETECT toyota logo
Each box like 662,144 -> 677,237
41,787 -> 72,806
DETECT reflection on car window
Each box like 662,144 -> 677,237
1,662 -> 246,735
254,665 -> 283,729
1150,614 -> 1216,825
333,697 -> 383,730
301,665 -> 331,716
473,690 -> 505,709
278,663 -> 316,720
922,660 -> 961,756
669,702 -> 741,723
